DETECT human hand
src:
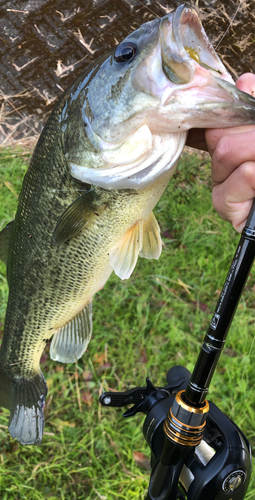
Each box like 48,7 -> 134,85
206,73 -> 255,232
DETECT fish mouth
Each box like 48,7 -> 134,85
158,5 -> 255,129
70,6 -> 255,191
160,5 -> 231,88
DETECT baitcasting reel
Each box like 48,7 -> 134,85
100,365 -> 251,499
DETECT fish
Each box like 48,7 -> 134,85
1,4 -> 255,446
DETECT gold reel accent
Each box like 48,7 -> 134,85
163,390 -> 210,447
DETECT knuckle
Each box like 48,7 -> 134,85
239,161 -> 255,182
213,135 -> 232,167
205,128 -> 224,153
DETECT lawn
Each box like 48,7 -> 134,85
0,148 -> 254,499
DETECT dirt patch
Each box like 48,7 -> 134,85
0,0 -> 254,147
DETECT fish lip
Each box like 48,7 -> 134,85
170,4 -> 225,70
159,5 -> 204,71
159,5 -> 233,100
171,5 -> 217,53
160,75 -> 255,131
215,77 -> 255,106
159,5 -> 255,118
171,5 -> 229,80
172,5 -> 201,59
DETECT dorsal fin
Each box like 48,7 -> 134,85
0,221 -> 14,265
50,301 -> 93,363
139,212 -> 162,260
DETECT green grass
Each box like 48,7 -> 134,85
0,148 -> 254,499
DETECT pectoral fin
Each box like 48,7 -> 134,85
0,221 -> 14,265
50,301 -> 93,363
139,212 -> 162,260
110,212 -> 162,280
110,221 -> 143,280
52,190 -> 105,246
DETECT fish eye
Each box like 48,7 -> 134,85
114,42 -> 137,63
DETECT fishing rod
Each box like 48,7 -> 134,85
100,200 -> 255,499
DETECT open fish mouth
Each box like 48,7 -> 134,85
159,5 -> 255,126
160,5 -> 233,92
69,5 -> 255,191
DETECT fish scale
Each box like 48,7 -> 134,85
1,5 -> 255,445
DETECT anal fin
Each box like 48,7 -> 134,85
110,221 -> 143,280
50,301 -> 93,363
139,212 -> 162,260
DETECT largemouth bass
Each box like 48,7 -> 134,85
1,5 -> 255,446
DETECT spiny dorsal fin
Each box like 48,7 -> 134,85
49,301 -> 93,363
0,221 -> 14,265
109,221 -> 143,280
52,190 -> 105,246
139,212 -> 162,260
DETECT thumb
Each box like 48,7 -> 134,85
236,73 -> 255,96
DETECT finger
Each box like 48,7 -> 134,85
210,129 -> 255,185
236,73 -> 255,96
212,160 -> 255,232
205,124 -> 255,157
